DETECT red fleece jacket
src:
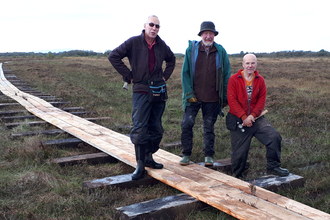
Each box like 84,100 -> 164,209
227,69 -> 266,120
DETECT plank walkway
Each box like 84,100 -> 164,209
1,63 -> 329,220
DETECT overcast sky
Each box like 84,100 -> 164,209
1,0 -> 328,55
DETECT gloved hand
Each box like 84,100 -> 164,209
123,76 -> 132,84
188,97 -> 197,103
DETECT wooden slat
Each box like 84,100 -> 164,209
1,63 -> 329,220
50,152 -> 118,166
0,107 -> 85,116
5,110 -> 96,120
5,116 -> 108,128
11,129 -> 66,138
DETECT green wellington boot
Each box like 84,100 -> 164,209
205,156 -> 213,166
179,156 -> 190,166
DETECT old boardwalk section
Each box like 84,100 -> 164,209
1,63 -> 329,220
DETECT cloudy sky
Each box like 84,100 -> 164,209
1,0 -> 328,55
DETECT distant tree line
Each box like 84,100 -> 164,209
230,49 -> 330,58
0,49 -> 329,58
0,50 -> 109,58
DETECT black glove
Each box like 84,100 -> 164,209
123,76 -> 131,84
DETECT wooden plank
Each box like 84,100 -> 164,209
1,64 -> 329,220
11,82 -> 29,86
0,109 -> 26,116
161,140 -> 181,150
247,174 -> 305,192
7,79 -> 23,83
5,117 -> 110,128
3,111 -> 97,122
11,129 -> 66,138
0,103 -> 20,108
0,101 -> 71,108
82,174 -> 159,192
197,158 -> 248,173
42,138 -> 84,147
116,193 -> 207,220
0,107 -> 85,116
49,152 -> 118,166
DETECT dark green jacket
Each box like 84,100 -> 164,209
181,40 -> 231,116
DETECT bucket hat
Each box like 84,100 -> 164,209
198,21 -> 218,36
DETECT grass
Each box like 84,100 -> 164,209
0,56 -> 329,219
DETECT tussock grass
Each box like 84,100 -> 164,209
0,56 -> 329,219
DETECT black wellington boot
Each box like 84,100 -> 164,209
132,145 -> 146,180
145,152 -> 163,169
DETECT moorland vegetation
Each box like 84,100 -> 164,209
0,54 -> 329,219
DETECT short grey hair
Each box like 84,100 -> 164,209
146,15 -> 159,23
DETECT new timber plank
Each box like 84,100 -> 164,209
1,63 -> 329,220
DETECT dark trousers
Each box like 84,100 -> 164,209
230,116 -> 282,177
130,92 -> 165,154
181,102 -> 219,157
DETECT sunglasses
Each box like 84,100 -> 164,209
147,22 -> 160,29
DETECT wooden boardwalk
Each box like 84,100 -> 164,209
1,63 -> 329,220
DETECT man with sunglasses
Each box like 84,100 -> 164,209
109,15 -> 175,180
180,21 -> 231,166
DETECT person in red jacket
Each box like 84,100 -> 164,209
226,53 -> 289,178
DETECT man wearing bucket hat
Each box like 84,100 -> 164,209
180,21 -> 231,166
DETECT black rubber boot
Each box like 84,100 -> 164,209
131,145 -> 146,180
145,152 -> 163,169
132,160 -> 146,180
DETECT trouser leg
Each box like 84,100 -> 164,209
201,102 -> 219,157
130,93 -> 151,145
181,102 -> 200,156
144,100 -> 165,169
230,127 -> 254,177
130,93 -> 149,180
254,117 -> 282,170
146,100 -> 166,154
130,93 -> 165,170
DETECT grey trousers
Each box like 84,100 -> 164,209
181,102 -> 219,157
230,116 -> 282,177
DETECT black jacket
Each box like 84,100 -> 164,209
108,30 -> 176,92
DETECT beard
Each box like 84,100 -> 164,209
202,40 -> 214,47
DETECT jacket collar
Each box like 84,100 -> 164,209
141,30 -> 159,44
237,69 -> 259,78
